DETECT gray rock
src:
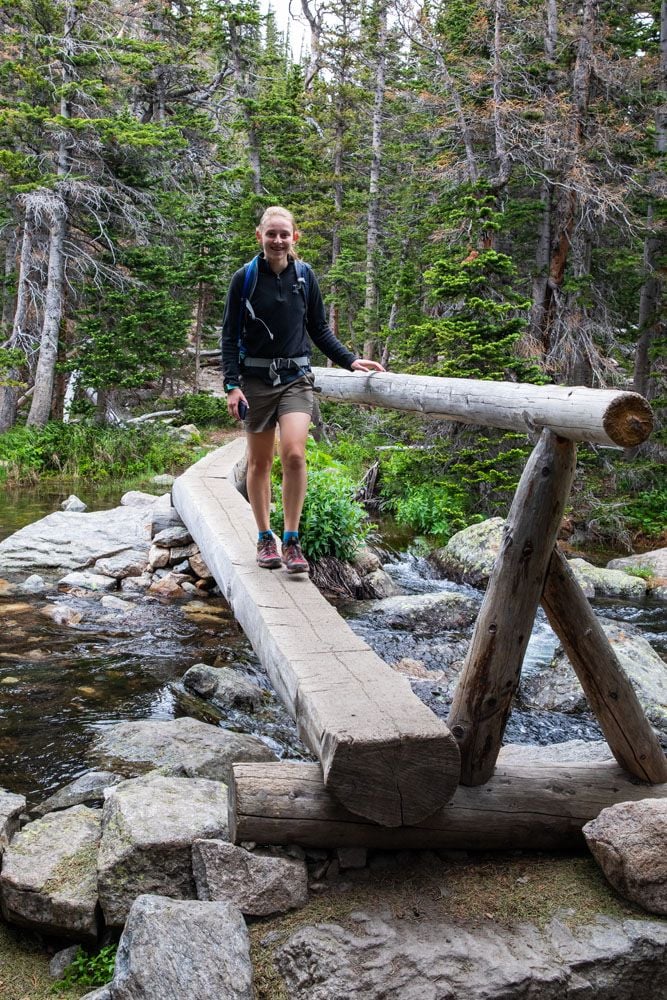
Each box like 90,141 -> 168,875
170,543 -> 199,561
362,568 -> 402,599
61,495 -> 87,512
1,789 -> 26,853
91,716 -> 276,781
152,525 -> 193,548
20,573 -> 46,593
498,741 -> 614,764
120,491 -> 166,507
430,517 -> 504,587
58,571 -> 118,593
40,603 -> 83,626
148,544 -> 170,569
92,550 -> 149,579
352,547 -> 382,576
363,591 -> 478,636
32,771 -> 122,817
151,474 -> 175,486
100,595 -> 135,613
0,505 -> 154,578
97,774 -> 228,928
49,944 -> 81,979
568,558 -> 647,599
183,664 -> 264,713
607,549 -> 667,577
193,840 -> 308,916
108,894 -> 253,999
120,574 -> 153,593
583,799 -> 667,915
520,619 -> 667,734
81,990 -> 111,1000
171,559 -> 191,574
274,911 -> 667,999
0,805 -> 101,940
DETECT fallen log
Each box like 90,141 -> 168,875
229,758 -> 667,851
312,369 -> 653,448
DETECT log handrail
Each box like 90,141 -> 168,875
312,369 -> 653,448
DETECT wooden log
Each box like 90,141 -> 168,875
448,430 -> 577,785
311,368 -> 653,448
229,759 -> 667,851
173,440 -> 461,827
542,549 -> 667,784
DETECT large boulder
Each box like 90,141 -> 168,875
0,805 -> 101,940
357,592 -> 479,637
182,663 -> 264,713
430,518 -> 504,587
274,911 -> 667,999
0,501 -> 162,579
520,619 -> 667,734
583,800 -> 667,915
105,894 -> 253,999
607,549 -> 667,578
32,771 -> 122,818
193,840 -> 308,916
91,716 -> 276,781
0,789 -> 26,853
97,773 -> 228,928
567,559 -> 647,600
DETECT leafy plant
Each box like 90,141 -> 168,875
176,392 -> 234,428
391,482 -> 473,542
624,489 -> 667,538
51,944 -> 117,992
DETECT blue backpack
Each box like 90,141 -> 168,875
237,254 -> 312,359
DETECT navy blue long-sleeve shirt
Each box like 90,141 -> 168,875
221,255 -> 358,386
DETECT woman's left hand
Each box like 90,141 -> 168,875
351,359 -> 386,373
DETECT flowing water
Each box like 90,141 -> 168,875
1,485 -> 665,807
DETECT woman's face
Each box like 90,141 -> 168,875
256,214 -> 299,265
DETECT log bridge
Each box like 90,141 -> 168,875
172,371 -> 667,848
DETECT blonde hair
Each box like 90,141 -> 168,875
258,205 -> 297,232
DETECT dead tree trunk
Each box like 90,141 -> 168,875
362,2 -> 387,360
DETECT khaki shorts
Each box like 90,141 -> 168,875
241,374 -> 314,433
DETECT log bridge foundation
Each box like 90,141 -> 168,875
172,371 -> 667,849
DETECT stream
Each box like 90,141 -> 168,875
1,484 -> 665,808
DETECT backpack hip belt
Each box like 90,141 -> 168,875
242,355 -> 310,387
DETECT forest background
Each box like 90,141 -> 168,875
0,0 -> 664,554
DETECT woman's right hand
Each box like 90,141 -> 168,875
226,387 -> 248,421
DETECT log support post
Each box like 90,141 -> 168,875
542,549 -> 667,783
448,430 -> 577,785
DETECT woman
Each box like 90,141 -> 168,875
222,206 -> 384,574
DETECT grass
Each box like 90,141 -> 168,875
0,922 -> 87,1000
248,851 -> 658,1000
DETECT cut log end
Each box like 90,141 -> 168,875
603,393 -> 653,447
322,730 -> 461,827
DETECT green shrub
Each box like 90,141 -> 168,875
624,489 -> 667,538
391,482 -> 473,542
176,392 -> 234,428
271,466 -> 372,561
52,944 -> 116,992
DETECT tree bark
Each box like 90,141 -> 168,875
0,209 -> 33,432
362,2 -> 387,360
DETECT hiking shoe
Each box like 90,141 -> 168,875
282,537 -> 309,574
256,534 -> 282,569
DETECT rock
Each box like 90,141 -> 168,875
92,550 -> 149,579
0,805 -> 101,940
148,543 -> 170,569
32,771 -> 122,817
362,591 -> 478,636
337,847 -> 367,870
106,894 -> 253,999
148,572 -> 189,597
120,573 -> 153,593
49,944 -> 81,979
169,423 -> 200,443
153,519 -> 192,549
189,551 -> 212,579
20,573 -> 46,594
430,517 -> 504,587
0,601 -> 34,615
182,663 -> 264,713
607,549 -> 667,577
97,774 -> 228,927
520,619 -> 667,734
352,547 -> 382,575
100,595 -> 135,613
120,490 -> 166,507
149,507 -> 185,538
1,789 -> 26,853
567,559 -> 647,599
58,571 -> 117,593
91,716 -> 276,782
498,741 -> 614,764
170,543 -> 199,561
583,800 -> 667,915
0,504 -> 155,579
39,603 -> 83,626
274,911 -> 667,999
392,658 -> 444,680
362,568 -> 402,599
0,578 -> 17,596
193,840 -> 308,916
61,495 -> 87,512
80,989 -> 111,1000
172,558 -> 191,574
151,473 -> 175,486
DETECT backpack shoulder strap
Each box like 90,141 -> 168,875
294,259 -> 312,304
237,255 -> 260,349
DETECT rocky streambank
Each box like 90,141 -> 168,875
0,495 -> 666,997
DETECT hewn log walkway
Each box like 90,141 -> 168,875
172,439 -> 460,828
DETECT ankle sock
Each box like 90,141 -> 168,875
283,531 -> 299,545
258,530 -> 272,542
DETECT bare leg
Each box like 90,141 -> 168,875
277,411 -> 311,533
246,428 -> 277,533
